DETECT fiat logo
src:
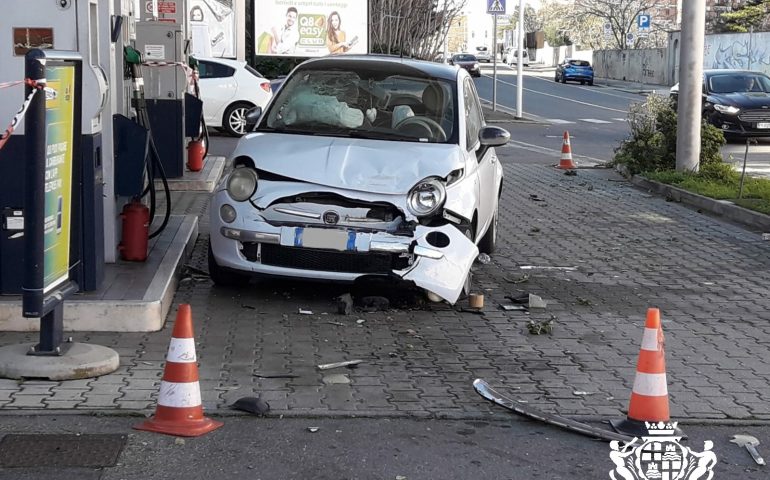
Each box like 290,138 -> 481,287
323,211 -> 340,225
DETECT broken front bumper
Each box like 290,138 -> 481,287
211,214 -> 478,304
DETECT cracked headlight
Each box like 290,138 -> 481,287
714,104 -> 740,115
227,167 -> 257,201
407,177 -> 446,217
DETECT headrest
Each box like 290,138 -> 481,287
422,84 -> 443,114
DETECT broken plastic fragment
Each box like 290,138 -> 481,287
298,309 -> 313,315
318,360 -> 362,370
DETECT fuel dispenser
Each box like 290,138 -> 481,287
0,0 -> 108,294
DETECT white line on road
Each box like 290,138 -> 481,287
580,119 -> 613,124
481,73 -> 629,114
545,119 -> 575,124
613,118 -> 627,122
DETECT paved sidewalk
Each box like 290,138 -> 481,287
2,162 -> 770,424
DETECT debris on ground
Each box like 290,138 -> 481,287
298,309 -> 313,315
730,434 -> 766,465
506,294 -> 530,304
359,296 -> 390,312
455,307 -> 485,315
500,304 -> 528,311
527,317 -> 554,335
241,304 -> 256,310
175,438 -> 186,446
520,266 -> 578,271
335,293 -> 354,315
322,374 -> 351,385
504,274 -> 530,284
576,297 -> 592,306
327,321 -> 346,327
231,396 -> 271,415
528,294 -> 547,309
307,427 -> 320,433
572,391 -> 595,396
183,265 -> 210,278
530,227 -> 541,233
356,319 -> 366,325
477,253 -> 492,264
564,170 -> 577,176
762,233 -> 770,241
401,328 -> 423,338
318,360 -> 362,370
253,373 -> 299,379
469,293 -> 484,309
529,194 -> 545,202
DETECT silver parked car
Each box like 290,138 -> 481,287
208,55 -> 509,303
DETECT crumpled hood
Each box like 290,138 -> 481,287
232,133 -> 464,195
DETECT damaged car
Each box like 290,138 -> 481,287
208,55 -> 510,304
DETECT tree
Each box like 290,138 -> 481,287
715,0 -> 770,33
369,0 -> 468,59
574,0 -> 657,50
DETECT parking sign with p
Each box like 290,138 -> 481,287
637,14 -> 651,30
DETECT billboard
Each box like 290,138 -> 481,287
189,0 -> 237,58
254,0 -> 368,57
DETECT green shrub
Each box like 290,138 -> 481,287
613,94 -> 726,174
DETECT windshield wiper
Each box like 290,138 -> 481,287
342,129 -> 429,142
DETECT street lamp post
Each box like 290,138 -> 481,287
516,0 -> 524,119
675,0 -> 706,172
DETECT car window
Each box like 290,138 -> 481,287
454,54 -> 477,62
568,60 -> 590,67
198,61 -> 235,79
708,74 -> 770,93
463,78 -> 483,151
261,67 -> 457,144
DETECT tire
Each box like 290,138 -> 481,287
478,204 -> 498,255
208,244 -> 248,287
561,76 -> 567,84
554,74 -> 559,82
588,79 -> 594,86
222,102 -> 254,137
580,80 -> 585,85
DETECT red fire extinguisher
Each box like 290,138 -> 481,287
187,139 -> 205,172
119,199 -> 149,262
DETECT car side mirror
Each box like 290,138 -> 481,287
479,125 -> 510,147
245,106 -> 262,132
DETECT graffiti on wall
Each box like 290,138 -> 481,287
704,32 -> 770,76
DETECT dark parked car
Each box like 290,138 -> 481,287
449,54 -> 481,78
697,70 -> 770,137
555,59 -> 594,85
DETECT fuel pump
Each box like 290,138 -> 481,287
0,0 -> 109,293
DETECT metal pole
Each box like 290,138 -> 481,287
738,138 -> 750,200
516,0 -> 524,118
493,14 -> 497,111
675,0 -> 705,172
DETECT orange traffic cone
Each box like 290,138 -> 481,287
134,304 -> 223,437
557,131 -> 577,169
611,308 -> 683,437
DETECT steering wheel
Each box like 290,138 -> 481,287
395,116 -> 447,142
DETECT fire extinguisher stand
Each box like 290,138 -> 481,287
0,49 -> 119,381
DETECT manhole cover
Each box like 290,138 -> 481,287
0,434 -> 126,468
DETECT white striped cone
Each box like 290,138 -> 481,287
557,131 -> 577,169
133,305 -> 222,437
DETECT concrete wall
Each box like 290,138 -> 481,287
533,43 -> 593,67
593,48 -> 669,85
704,31 -> 770,77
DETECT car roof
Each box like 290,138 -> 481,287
297,54 -> 460,81
704,69 -> 768,76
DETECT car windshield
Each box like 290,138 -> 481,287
708,73 -> 770,93
260,67 -> 456,144
568,60 -> 591,67
454,55 -> 476,62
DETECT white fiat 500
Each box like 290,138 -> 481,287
209,55 -> 509,304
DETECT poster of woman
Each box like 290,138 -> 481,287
255,0 -> 367,57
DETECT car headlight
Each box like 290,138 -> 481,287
714,104 -> 740,115
407,178 -> 446,217
227,167 -> 258,201
714,103 -> 741,115
473,63 -> 480,69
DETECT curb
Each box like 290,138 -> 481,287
618,166 -> 770,232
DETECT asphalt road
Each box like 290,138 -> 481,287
475,64 -> 770,176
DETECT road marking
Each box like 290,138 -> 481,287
501,139 -> 609,165
613,118 -> 627,122
580,118 -> 613,124
481,73 -> 630,113
545,118 -> 575,124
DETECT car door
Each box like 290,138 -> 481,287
197,60 -> 238,126
463,77 -> 497,240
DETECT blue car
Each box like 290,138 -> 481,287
555,59 -> 594,85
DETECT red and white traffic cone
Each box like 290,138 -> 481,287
134,304 -> 223,437
557,131 -> 577,169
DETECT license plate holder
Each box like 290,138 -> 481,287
296,228 -> 353,251
757,122 -> 770,129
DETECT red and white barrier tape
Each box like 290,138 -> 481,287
142,61 -> 197,91
0,79 -> 45,152
0,80 -> 25,89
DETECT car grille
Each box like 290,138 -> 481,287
738,109 -> 770,122
252,244 -> 410,274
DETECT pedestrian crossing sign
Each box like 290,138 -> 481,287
487,0 -> 505,14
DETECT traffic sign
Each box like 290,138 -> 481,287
603,22 -> 612,39
626,33 -> 634,47
487,0 -> 505,15
637,13 -> 651,30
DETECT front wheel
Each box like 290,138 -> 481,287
478,205 -> 498,255
223,102 -> 254,137
208,244 -> 249,287
561,76 -> 567,84
588,79 -> 594,86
